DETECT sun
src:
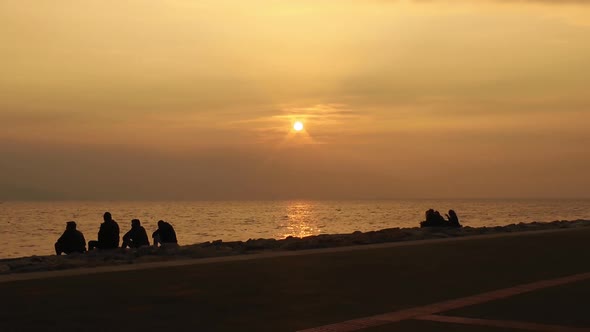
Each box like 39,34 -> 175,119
293,121 -> 304,131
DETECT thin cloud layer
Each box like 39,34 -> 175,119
1,0 -> 589,199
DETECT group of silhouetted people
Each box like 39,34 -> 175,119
54,209 -> 463,255
420,209 -> 462,228
55,212 -> 178,255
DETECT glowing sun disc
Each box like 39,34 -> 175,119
293,121 -> 304,131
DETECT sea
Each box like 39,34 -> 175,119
1,200 -> 589,259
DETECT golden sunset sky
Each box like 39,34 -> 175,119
1,0 -> 589,200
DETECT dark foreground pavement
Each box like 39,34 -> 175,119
1,228 -> 589,332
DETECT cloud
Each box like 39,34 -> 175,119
402,0 -> 590,4
222,103 -> 373,146
2,127 -> 589,200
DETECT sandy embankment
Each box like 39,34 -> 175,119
1,219 -> 589,275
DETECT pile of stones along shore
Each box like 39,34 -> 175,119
2,219 -> 590,275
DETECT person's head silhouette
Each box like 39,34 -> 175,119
66,221 -> 77,230
131,219 -> 141,227
104,212 -> 112,222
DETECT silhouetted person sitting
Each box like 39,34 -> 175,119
420,209 -> 448,227
152,220 -> 178,247
434,211 -> 446,224
88,212 -> 120,250
122,219 -> 150,249
446,209 -> 462,228
55,221 -> 86,255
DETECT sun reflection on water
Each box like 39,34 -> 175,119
276,201 -> 321,239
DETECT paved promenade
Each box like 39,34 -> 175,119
1,228 -> 589,331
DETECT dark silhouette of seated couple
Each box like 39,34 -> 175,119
420,209 -> 461,228
55,212 -> 178,255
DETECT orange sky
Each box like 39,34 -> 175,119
1,0 -> 589,200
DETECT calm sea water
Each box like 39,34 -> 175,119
1,200 -> 589,259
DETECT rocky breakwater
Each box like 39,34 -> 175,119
1,219 -> 589,275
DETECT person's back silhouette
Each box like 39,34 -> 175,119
55,221 -> 86,255
152,220 -> 178,247
433,210 -> 446,225
122,219 -> 150,248
446,209 -> 462,228
421,209 -> 449,227
88,212 -> 120,250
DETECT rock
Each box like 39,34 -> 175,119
3,220 -> 590,276
245,238 -> 278,250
